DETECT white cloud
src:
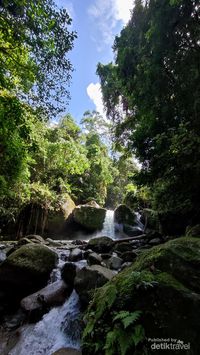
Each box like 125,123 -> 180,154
114,0 -> 133,24
87,82 -> 105,118
88,0 -> 133,51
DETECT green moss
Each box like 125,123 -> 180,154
133,237 -> 200,269
155,272 -> 189,291
73,206 -> 106,230
82,237 -> 200,355
5,244 -> 57,275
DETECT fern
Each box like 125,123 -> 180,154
104,330 -> 118,355
132,324 -> 145,347
117,328 -> 133,355
113,310 -> 142,329
95,283 -> 117,320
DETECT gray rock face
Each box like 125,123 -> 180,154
74,265 -> 115,306
107,255 -> 123,270
73,205 -> 106,231
68,248 -> 83,262
87,252 -> 102,266
21,280 -> 69,321
86,236 -> 114,253
114,204 -> 136,226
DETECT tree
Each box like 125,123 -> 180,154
0,0 -> 77,115
98,0 -> 200,231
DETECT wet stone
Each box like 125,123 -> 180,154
87,252 -> 102,266
68,248 -> 83,262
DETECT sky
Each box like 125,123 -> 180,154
55,0 -> 133,123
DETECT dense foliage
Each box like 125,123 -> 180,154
97,0 -> 200,230
0,0 -> 76,115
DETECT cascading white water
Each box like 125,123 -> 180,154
99,210 -> 115,239
9,290 -> 81,355
9,248 -> 82,355
135,212 -> 145,232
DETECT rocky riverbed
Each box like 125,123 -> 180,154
0,229 -> 200,354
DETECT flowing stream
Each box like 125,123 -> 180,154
9,249 -> 82,355
3,208 -> 144,354
9,291 -> 81,355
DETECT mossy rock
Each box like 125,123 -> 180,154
133,237 -> 200,293
114,204 -> 136,226
73,206 -> 106,231
82,237 -> 200,355
0,244 -> 57,307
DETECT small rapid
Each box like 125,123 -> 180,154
9,290 -> 81,355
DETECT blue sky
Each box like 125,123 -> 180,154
55,0 -> 133,123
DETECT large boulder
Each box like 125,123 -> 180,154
0,244 -> 57,308
86,236 -> 114,253
73,205 -> 106,231
61,262 -> 77,287
21,280 -> 70,321
74,265 -> 115,306
16,194 -> 75,238
114,204 -> 136,226
47,194 -> 76,235
82,237 -> 200,355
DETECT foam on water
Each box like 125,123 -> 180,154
9,290 -> 81,355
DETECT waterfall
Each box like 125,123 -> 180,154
99,210 -> 115,239
9,291 -> 81,355
135,212 -> 145,232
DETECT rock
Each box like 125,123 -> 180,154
121,251 -> 137,262
21,280 -> 70,321
87,252 -> 102,266
61,262 -> 77,287
47,194 -> 76,234
101,253 -> 112,260
25,234 -> 46,244
147,238 -> 162,246
186,224 -> 200,238
114,204 -> 136,226
86,237 -> 114,253
123,224 -> 143,237
16,194 -> 76,238
121,262 -> 132,270
52,348 -> 82,355
83,237 -> 200,355
46,238 -> 63,247
114,242 -> 133,254
84,200 -> 100,208
107,255 -> 123,270
68,248 -> 83,262
0,244 -> 57,307
73,205 -> 106,231
74,265 -> 115,306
